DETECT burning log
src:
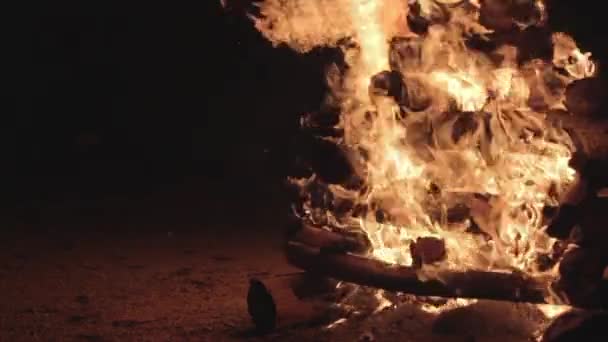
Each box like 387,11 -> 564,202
406,0 -> 451,35
410,237 -> 447,267
545,204 -> 579,240
300,110 -> 343,138
479,0 -> 544,32
285,241 -> 550,305
555,246 -> 608,309
247,272 -> 343,332
369,70 -> 407,104
406,1 -> 431,35
369,69 -> 432,112
290,222 -> 372,254
565,77 -> 605,118
389,36 -> 423,73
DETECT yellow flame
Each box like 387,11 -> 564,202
536,304 -> 571,319
420,298 -> 478,315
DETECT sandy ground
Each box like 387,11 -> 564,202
6,114 -> 606,341
0,225 -> 552,342
0,176 -> 558,342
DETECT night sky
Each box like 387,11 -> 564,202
3,0 -> 607,220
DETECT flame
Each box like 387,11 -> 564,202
420,298 -> 478,315
536,304 -> 571,319
248,0 -> 597,305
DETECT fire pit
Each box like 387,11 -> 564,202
226,0 -> 608,339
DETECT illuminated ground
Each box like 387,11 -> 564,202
0,177 -> 554,342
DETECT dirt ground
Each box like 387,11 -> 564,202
0,176 -> 560,342
0,225 -> 553,342
4,112 -> 607,341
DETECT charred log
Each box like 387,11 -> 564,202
542,310 -> 608,342
300,110 -> 343,138
410,237 -> 447,267
369,70 -> 432,112
578,158 -> 608,192
523,61 -> 569,111
515,26 -> 554,64
402,77 -> 433,112
285,241 -> 550,305
247,272 -> 343,332
546,204 -> 580,240
452,112 -> 480,143
301,110 -> 340,129
389,36 -> 423,73
407,1 -> 451,35
406,1 -> 430,35
465,33 -> 500,55
289,222 -> 372,255
555,247 -> 608,308
480,0 -> 543,32
565,77 -> 605,118
467,27 -> 552,65
577,197 -> 608,248
369,70 -> 407,103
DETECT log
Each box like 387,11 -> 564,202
565,78 -> 605,118
290,222 -> 371,254
285,241 -> 550,305
247,272 -> 342,332
555,246 -> 608,309
479,0 -> 543,32
410,237 -> 447,267
542,310 -> 608,342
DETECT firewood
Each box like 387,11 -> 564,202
546,204 -> 579,239
300,110 -> 343,138
555,247 -> 608,308
247,272 -> 343,332
410,237 -> 447,267
479,0 -> 543,32
389,36 -> 423,73
406,0 -> 451,35
406,2 -> 430,35
369,69 -> 432,112
285,241 -> 550,305
297,137 -> 355,185
542,310 -> 608,342
565,78 -> 605,118
290,222 -> 372,254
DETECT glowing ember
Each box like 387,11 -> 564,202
247,0 -> 597,306
420,298 -> 478,315
536,304 -> 572,320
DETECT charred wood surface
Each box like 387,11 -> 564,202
290,222 -> 372,255
555,246 -> 608,309
542,310 -> 608,342
285,241 -> 550,305
565,78 -> 605,118
247,272 -> 342,333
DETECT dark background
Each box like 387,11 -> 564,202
2,1 -> 606,230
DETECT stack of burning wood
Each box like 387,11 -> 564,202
245,0 -> 608,338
